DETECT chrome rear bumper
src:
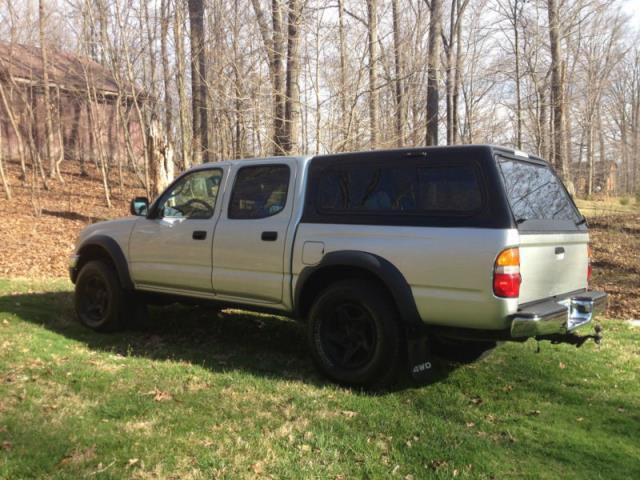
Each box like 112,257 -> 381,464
510,290 -> 608,338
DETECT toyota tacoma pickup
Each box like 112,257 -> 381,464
70,145 -> 607,387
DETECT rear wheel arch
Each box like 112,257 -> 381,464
294,251 -> 421,327
75,236 -> 133,291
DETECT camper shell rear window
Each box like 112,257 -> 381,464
497,156 -> 583,232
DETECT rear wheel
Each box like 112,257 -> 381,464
75,260 -> 126,332
308,280 -> 401,388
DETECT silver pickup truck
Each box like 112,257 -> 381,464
70,145 -> 607,387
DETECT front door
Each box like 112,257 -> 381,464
129,167 -> 225,292
212,162 -> 295,304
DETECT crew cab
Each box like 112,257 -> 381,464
70,146 -> 607,387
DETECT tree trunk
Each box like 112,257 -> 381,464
452,0 -> 464,144
175,1 -> 191,168
392,0 -> 404,147
268,0 -> 286,154
187,0 -> 209,163
0,120 -> 10,199
337,0 -> 348,147
0,82 -> 27,180
367,0 -> 379,147
445,0 -> 456,145
426,0 -> 443,146
586,111 -> 594,196
160,0 -> 173,144
148,115 -> 173,198
39,0 -> 57,179
513,1 -> 522,150
283,0 -> 303,153
547,0 -> 568,178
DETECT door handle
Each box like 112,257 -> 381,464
555,246 -> 565,255
261,231 -> 278,241
193,230 -> 207,240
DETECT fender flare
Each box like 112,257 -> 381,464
77,235 -> 134,290
294,250 -> 422,326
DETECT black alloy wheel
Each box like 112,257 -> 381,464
319,302 -> 378,371
308,279 -> 401,388
74,260 -> 124,332
77,273 -> 110,328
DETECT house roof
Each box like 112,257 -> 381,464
0,43 -> 142,99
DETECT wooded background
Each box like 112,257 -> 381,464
0,0 -> 638,208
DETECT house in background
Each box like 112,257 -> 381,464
571,160 -> 619,197
0,42 -> 146,176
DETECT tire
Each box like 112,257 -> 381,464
430,336 -> 497,364
307,279 -> 401,389
75,260 -> 127,332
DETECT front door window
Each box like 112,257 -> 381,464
158,169 -> 223,219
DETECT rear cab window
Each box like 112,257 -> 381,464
228,165 -> 290,219
314,161 -> 483,217
496,156 -> 583,232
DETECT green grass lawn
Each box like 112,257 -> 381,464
1,279 -> 638,479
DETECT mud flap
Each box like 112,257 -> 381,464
405,327 -> 434,383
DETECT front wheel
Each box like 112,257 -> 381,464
307,280 -> 401,388
75,260 -> 126,332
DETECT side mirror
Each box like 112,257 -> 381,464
130,197 -> 149,216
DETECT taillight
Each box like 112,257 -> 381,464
493,247 -> 521,298
587,245 -> 593,284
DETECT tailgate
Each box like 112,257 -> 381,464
518,232 -> 589,304
496,153 -> 590,304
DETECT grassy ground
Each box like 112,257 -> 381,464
0,279 -> 638,479
575,196 -> 638,218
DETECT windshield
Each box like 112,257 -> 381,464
497,158 -> 581,225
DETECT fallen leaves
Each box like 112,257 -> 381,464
59,446 -> 97,466
340,410 -> 358,419
0,159 -> 144,278
589,217 -> 640,319
252,461 -> 265,475
146,387 -> 173,402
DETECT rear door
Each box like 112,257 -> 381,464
497,156 -> 589,304
212,161 -> 296,304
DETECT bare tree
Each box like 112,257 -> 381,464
367,0 -> 380,147
426,0 -> 443,145
0,116 -> 9,199
251,0 -> 305,155
391,0 -> 405,146
283,0 -> 304,153
39,0 -> 59,180
495,0 -> 524,149
160,0 -> 173,144
188,0 -> 209,163
0,80 -> 27,180
547,0 -> 568,178
174,0 -> 192,168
